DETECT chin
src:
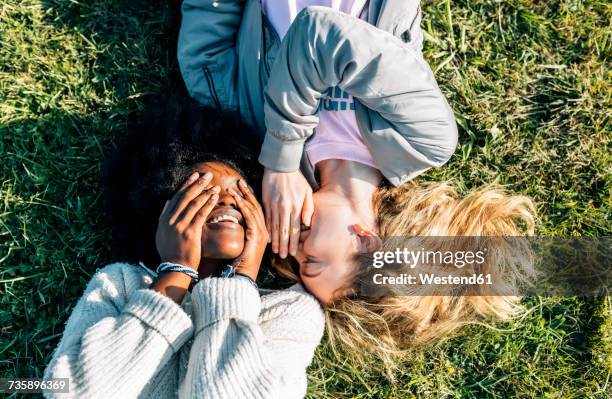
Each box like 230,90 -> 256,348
202,232 -> 245,260
214,252 -> 242,260
203,242 -> 244,260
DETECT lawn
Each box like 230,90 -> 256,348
0,0 -> 610,397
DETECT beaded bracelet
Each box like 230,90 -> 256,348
156,262 -> 200,283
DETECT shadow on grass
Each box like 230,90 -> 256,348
39,0 -> 185,98
1,0 -> 185,379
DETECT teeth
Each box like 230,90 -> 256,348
208,214 -> 239,224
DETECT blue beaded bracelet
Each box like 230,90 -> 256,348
156,262 -> 199,283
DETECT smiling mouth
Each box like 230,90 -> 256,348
207,214 -> 239,224
206,208 -> 244,228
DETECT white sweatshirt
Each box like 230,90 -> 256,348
43,262 -> 325,399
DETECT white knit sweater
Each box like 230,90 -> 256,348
43,263 -> 325,399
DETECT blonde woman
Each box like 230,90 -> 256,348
283,181 -> 537,371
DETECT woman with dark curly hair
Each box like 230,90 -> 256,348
42,97 -> 325,399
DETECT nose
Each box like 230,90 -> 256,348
216,189 -> 238,209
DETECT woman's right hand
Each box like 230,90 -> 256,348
155,172 -> 220,270
262,168 -> 314,259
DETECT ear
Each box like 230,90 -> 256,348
352,224 -> 382,253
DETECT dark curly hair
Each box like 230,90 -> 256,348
102,95 -> 263,266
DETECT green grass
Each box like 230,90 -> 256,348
0,0 -> 610,397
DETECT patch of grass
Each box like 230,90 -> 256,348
0,0 -> 610,398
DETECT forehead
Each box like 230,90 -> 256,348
192,161 -> 241,177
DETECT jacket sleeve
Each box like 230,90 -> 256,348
258,6 -> 458,181
178,0 -> 245,111
43,264 -> 193,398
180,278 -> 324,399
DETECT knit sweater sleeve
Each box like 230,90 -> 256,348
43,263 -> 194,398
181,278 -> 324,399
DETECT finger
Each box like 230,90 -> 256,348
166,172 -> 200,214
232,192 -> 263,244
159,200 -> 170,221
237,179 -> 267,226
238,179 -> 259,207
289,211 -> 301,257
278,205 -> 291,258
179,171 -> 201,190
191,192 -> 220,229
271,205 -> 280,254
169,173 -> 213,224
179,185 -> 221,225
231,190 -> 255,224
302,190 -> 314,227
252,197 -> 268,228
232,190 -> 270,247
264,202 -> 272,243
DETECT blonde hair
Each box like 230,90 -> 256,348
274,181 -> 537,375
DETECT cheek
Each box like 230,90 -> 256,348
201,228 -> 245,259
300,276 -> 338,305
300,262 -> 357,305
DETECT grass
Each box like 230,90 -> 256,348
0,0 -> 610,397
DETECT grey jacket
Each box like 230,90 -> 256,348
178,0 -> 457,186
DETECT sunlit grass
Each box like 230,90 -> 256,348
0,0 -> 610,397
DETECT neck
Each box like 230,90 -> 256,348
317,159 -> 382,229
198,258 -> 226,279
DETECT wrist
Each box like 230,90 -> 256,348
232,255 -> 263,282
155,271 -> 193,284
234,266 -> 258,282
221,263 -> 258,286
150,272 -> 192,303
161,258 -> 198,270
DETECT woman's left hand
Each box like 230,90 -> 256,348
230,179 -> 269,281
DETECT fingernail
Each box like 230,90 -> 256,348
211,185 -> 221,193
211,194 -> 219,201
188,172 -> 199,182
239,179 -> 247,187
